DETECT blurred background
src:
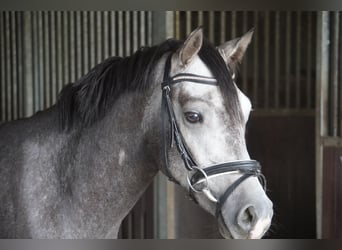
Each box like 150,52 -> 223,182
0,11 -> 340,239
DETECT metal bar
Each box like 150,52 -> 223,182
110,11 -> 116,56
166,182 -> 176,238
132,11 -> 138,52
50,11 -> 57,104
175,11 -> 180,39
33,12 -> 40,111
103,11 -> 109,58
315,11 -> 330,239
330,12 -> 339,137
89,11 -> 96,67
296,11 -> 302,109
16,12 -> 24,118
62,12 -> 69,84
5,12 -> 11,120
117,11 -> 123,56
166,11 -> 174,39
220,11 -> 226,44
147,11 -> 153,46
82,11 -> 89,75
56,11 -> 63,93
264,11 -> 270,108
75,11 -> 82,78
125,11 -> 131,56
285,11 -> 291,109
34,11 -> 45,112
186,11 -> 191,35
198,11 -> 203,27
209,11 -> 214,42
43,11 -> 49,109
69,12 -> 76,83
10,12 -> 18,120
96,11 -> 102,63
140,11 -> 146,46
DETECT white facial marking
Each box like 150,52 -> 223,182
249,217 -> 272,239
118,149 -> 126,166
236,87 -> 252,124
172,55 -> 250,166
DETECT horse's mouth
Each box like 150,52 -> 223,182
217,216 -> 271,239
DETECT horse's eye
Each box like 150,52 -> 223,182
184,111 -> 203,123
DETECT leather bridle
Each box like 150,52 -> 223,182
160,52 -> 267,219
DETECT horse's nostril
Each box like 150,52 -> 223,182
238,206 -> 257,231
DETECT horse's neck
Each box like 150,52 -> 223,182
67,91 -> 160,237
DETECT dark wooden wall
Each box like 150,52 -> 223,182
247,114 -> 316,238
322,146 -> 342,238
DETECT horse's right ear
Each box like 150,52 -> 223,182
178,27 -> 203,66
218,28 -> 254,68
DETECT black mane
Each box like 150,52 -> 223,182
57,37 -> 241,130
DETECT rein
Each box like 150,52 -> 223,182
160,53 -> 267,219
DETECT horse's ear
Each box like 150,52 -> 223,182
179,27 -> 203,66
218,28 -> 254,67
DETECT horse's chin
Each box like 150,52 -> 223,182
217,216 -> 268,239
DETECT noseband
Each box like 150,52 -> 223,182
160,53 -> 266,218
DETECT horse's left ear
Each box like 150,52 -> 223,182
218,28 -> 254,67
179,27 -> 203,66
